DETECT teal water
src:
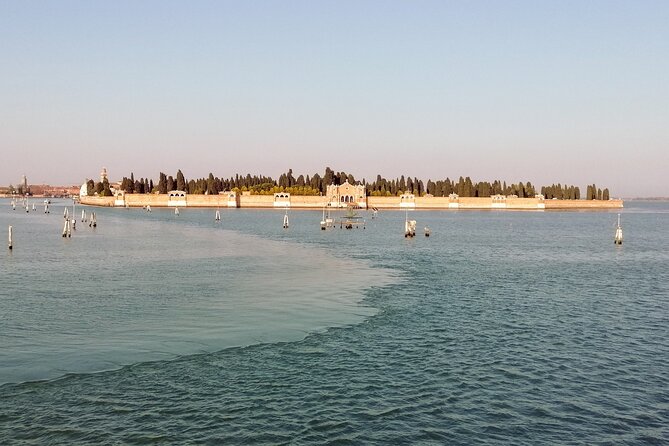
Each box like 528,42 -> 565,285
1,200 -> 667,444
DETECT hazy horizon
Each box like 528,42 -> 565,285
5,166 -> 668,200
2,1 -> 667,197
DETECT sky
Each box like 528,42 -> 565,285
1,0 -> 667,197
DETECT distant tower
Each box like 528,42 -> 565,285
21,175 -> 28,195
100,167 -> 108,183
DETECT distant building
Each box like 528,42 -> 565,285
219,190 -> 239,208
114,190 -> 126,207
491,194 -> 506,208
100,167 -> 108,183
326,180 -> 367,208
168,190 -> 187,207
399,193 -> 416,209
17,175 -> 29,195
274,192 -> 291,207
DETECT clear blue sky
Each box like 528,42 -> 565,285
1,0 -> 667,196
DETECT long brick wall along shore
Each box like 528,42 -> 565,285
80,193 -> 623,210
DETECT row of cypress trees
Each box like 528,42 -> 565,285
99,168 -> 611,200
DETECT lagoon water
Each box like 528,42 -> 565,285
1,200 -> 667,444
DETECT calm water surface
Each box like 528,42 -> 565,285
1,199 -> 667,444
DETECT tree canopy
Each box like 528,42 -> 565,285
107,167 -> 611,200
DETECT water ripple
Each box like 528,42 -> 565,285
1,203 -> 668,444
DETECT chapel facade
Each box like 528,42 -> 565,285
325,180 -> 367,209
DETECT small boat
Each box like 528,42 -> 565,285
320,206 -> 334,230
339,206 -> 365,229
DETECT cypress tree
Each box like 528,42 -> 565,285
158,173 -> 167,194
101,178 -> 112,196
176,170 -> 186,191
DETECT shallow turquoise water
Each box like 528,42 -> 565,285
1,200 -> 667,444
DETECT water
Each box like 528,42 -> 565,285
1,200 -> 667,444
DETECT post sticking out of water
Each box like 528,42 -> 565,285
62,219 -> 71,237
283,208 -> 289,229
215,210 -> 221,221
404,209 -> 416,237
146,205 -> 151,213
8,225 -> 12,250
89,212 -> 97,228
81,209 -> 86,222
424,226 -> 431,237
44,203 -> 49,213
32,203 -> 36,211
404,220 -> 416,237
175,207 -> 179,216
614,214 -> 623,245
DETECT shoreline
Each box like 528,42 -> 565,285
79,194 -> 623,210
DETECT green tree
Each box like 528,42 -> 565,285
426,180 -> 436,196
323,167 -> 334,189
101,178 -> 112,196
158,173 -> 167,194
206,173 -> 217,195
176,170 -> 186,191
